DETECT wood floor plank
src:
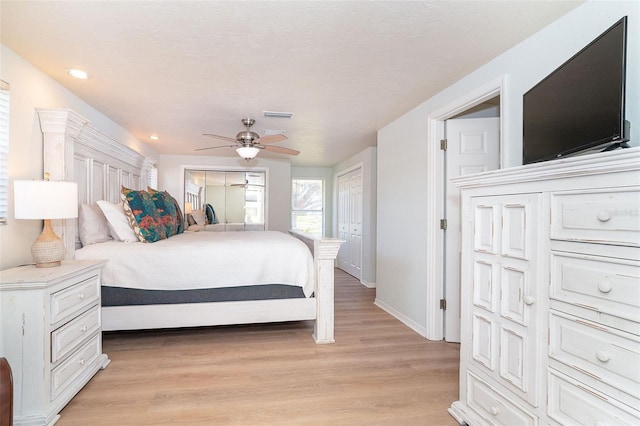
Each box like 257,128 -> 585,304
58,269 -> 460,425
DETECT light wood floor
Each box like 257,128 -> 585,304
58,269 -> 460,425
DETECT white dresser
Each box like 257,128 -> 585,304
0,260 -> 110,426
449,148 -> 640,425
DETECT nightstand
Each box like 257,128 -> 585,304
0,259 -> 110,426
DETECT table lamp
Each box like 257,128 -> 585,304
14,175 -> 78,268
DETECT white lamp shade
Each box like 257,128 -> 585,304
236,146 -> 260,160
14,180 -> 78,219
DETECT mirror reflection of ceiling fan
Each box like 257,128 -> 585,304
197,118 -> 300,160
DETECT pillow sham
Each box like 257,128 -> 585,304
78,203 -> 112,246
96,200 -> 139,243
147,188 -> 179,238
121,187 -> 166,243
190,209 -> 207,226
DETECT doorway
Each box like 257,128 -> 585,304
424,77 -> 504,342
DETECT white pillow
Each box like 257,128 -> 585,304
190,210 -> 207,225
96,200 -> 138,243
78,203 -> 112,246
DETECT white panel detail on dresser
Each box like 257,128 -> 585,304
448,148 -> 640,425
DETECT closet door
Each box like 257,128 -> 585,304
337,168 -> 362,279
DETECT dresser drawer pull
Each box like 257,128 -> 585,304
78,293 -> 85,300
79,358 -> 86,366
597,280 -> 612,294
595,351 -> 611,363
596,210 -> 611,222
523,295 -> 535,305
490,406 -> 500,416
80,325 -> 88,332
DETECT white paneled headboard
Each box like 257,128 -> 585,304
38,109 -> 155,258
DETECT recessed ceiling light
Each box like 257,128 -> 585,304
263,111 -> 294,118
65,68 -> 91,79
149,135 -> 160,141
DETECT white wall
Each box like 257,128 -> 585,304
333,146 -> 377,286
291,166 -> 334,237
0,45 -> 156,270
158,155 -> 293,233
377,1 -> 639,335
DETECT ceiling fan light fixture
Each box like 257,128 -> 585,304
263,111 -> 294,119
236,146 -> 260,160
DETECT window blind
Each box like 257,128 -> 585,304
0,80 -> 9,225
148,163 -> 158,190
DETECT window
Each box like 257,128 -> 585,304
291,179 -> 323,234
0,80 -> 9,225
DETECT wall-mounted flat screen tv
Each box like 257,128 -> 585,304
523,16 -> 628,165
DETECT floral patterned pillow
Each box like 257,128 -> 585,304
147,188 -> 179,237
121,187 -> 166,243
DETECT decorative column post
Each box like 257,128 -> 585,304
37,109 -> 89,259
313,237 -> 344,344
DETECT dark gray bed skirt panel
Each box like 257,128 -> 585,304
101,284 -> 306,307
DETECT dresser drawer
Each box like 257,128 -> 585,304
51,304 -> 101,364
50,333 -> 101,400
548,369 -> 640,425
550,251 -> 640,322
550,188 -> 640,246
50,274 -> 100,325
549,312 -> 640,398
466,372 -> 537,426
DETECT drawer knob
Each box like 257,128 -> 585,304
78,293 -> 85,300
80,325 -> 88,332
79,358 -> 86,366
598,281 -> 612,294
490,406 -> 500,416
596,210 -> 611,222
596,351 -> 611,363
523,296 -> 535,305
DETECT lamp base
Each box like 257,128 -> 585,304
31,219 -> 65,268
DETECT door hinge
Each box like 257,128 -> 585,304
440,299 -> 447,310
440,219 -> 447,230
440,139 -> 447,151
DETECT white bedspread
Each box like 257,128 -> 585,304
75,231 -> 315,297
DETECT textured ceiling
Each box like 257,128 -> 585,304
1,1 -> 581,166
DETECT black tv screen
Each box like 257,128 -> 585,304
523,16 -> 627,164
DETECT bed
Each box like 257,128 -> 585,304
39,108 -> 343,344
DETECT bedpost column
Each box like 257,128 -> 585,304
313,238 -> 344,344
37,109 -> 90,260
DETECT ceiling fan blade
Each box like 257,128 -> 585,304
202,133 -> 237,143
264,145 -> 300,155
259,134 -> 288,145
194,144 -> 237,152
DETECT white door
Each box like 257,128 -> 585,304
444,117 -> 500,342
337,168 -> 363,279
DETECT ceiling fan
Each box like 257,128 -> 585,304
197,118 -> 300,160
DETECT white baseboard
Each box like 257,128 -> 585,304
360,279 -> 376,288
374,298 -> 427,338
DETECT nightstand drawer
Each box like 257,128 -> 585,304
50,274 -> 100,324
50,333 -> 101,400
466,372 -> 537,426
51,304 -> 101,363
550,188 -> 640,247
550,251 -> 640,322
549,312 -> 640,397
548,370 -> 640,425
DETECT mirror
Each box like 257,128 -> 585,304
184,169 -> 266,231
